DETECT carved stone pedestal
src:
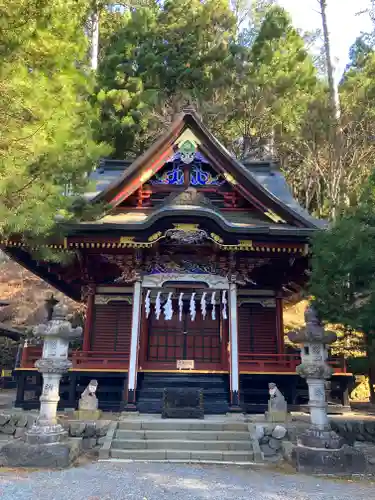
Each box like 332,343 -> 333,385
288,305 -> 367,475
1,299 -> 83,467
26,359 -> 71,445
0,439 -> 82,468
162,388 -> 204,419
299,427 -> 344,449
292,444 -> 367,476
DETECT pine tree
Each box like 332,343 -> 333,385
0,0 -> 108,243
95,0 -> 237,157
310,173 -> 375,402
224,5 -> 318,159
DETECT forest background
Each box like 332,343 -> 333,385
1,0 -> 375,399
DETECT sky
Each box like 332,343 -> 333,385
279,0 -> 373,81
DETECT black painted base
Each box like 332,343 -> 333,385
127,389 -> 136,405
14,370 -> 128,412
123,403 -> 138,412
292,444 -> 367,475
230,390 -> 239,407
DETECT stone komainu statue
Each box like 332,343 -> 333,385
78,379 -> 99,411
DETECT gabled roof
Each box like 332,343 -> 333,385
91,109 -> 322,230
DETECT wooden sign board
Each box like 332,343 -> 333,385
177,360 -> 195,370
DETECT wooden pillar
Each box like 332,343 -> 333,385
229,281 -> 240,408
276,295 -> 284,353
126,278 -> 142,408
83,285 -> 95,352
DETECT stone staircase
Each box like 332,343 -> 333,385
103,418 -> 255,463
136,373 -> 230,414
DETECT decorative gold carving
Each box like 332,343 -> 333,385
172,223 -> 200,232
223,172 -> 237,185
210,233 -> 224,244
148,231 -> 162,242
95,295 -> 133,305
119,236 -> 135,244
264,210 -> 286,223
238,239 -> 253,248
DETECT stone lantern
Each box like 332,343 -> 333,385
288,305 -> 337,439
25,297 -> 82,445
288,305 -> 366,474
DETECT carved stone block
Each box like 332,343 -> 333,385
292,444 -> 367,475
162,388 -> 204,419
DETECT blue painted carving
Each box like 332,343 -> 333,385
150,161 -> 184,185
149,150 -> 224,186
190,163 -> 224,186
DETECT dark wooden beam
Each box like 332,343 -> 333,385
2,247 -> 81,301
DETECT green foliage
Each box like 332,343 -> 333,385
309,174 -> 375,400
95,0 -> 238,157
0,0 -> 108,244
225,5 -> 318,159
94,1 -> 319,161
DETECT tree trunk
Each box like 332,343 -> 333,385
319,0 -> 343,219
319,0 -> 340,121
91,2 -> 100,70
365,331 -> 375,404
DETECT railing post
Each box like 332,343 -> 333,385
82,284 -> 95,352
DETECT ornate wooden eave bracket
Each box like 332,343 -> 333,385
1,225 -> 309,255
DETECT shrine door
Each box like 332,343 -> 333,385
142,304 -> 227,371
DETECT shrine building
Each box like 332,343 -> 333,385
5,110 -> 351,413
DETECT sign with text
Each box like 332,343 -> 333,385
177,360 -> 195,370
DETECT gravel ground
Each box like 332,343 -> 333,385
0,462 -> 374,500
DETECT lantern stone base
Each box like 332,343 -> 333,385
292,444 -> 367,475
0,438 -> 82,468
25,423 -> 67,445
299,427 -> 345,449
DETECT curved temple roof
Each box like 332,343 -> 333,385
84,110 -> 323,231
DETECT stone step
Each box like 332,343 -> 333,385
138,388 -> 228,397
136,400 -> 229,415
115,429 -> 250,441
117,420 -> 248,432
109,448 -> 254,462
112,438 -> 252,451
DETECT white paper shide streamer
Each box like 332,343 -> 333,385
222,290 -> 227,320
178,292 -> 184,322
190,292 -> 196,321
163,292 -> 173,321
155,291 -> 162,320
200,292 -> 207,319
145,290 -> 151,318
211,291 -> 216,320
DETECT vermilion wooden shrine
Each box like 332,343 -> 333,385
5,110 -> 351,413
